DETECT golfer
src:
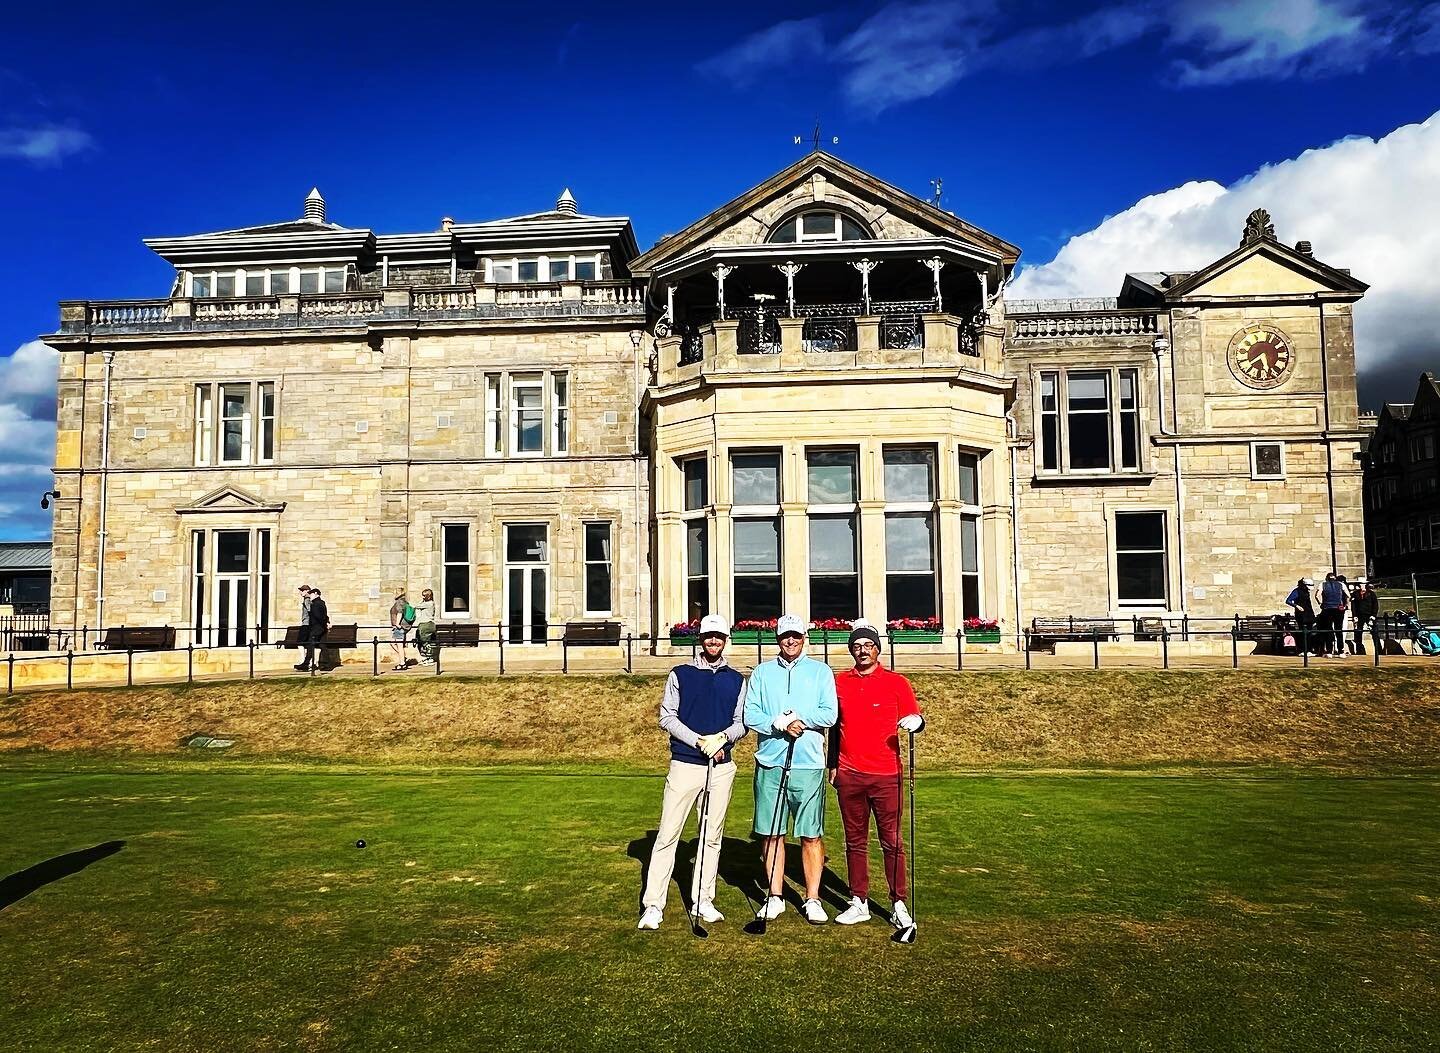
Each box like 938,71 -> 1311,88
828,620 -> 924,930
744,613 -> 837,925
637,614 -> 748,931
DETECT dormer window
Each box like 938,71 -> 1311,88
767,210 -> 871,244
186,265 -> 351,298
487,254 -> 603,284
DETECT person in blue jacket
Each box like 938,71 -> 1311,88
743,613 -> 838,925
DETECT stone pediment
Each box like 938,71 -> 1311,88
1167,237 -> 1367,302
629,152 -> 1019,276
176,485 -> 286,515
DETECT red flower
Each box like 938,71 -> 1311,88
963,617 -> 999,631
809,618 -> 853,631
670,620 -> 700,636
886,617 -> 943,632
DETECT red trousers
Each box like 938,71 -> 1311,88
835,769 -> 907,901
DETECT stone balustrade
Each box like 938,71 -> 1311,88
1010,310 -> 1159,340
59,280 -> 646,334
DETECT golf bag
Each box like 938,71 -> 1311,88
1399,612 -> 1440,656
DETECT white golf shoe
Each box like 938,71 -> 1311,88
802,898 -> 828,925
892,900 -> 914,929
637,906 -> 663,930
835,896 -> 871,925
696,901 -> 724,924
758,895 -> 786,921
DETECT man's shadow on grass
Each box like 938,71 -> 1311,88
626,830 -> 851,916
1,841 -> 126,912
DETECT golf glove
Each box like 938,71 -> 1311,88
772,710 -> 799,732
898,713 -> 925,734
697,732 -> 727,758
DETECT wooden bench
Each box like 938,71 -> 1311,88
562,621 -> 623,647
1135,617 -> 1167,641
1237,614 -> 1288,652
1029,618 -> 1120,649
99,626 -> 176,651
280,624 -> 359,649
434,622 -> 481,647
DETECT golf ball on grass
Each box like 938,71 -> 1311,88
355,839 -> 367,849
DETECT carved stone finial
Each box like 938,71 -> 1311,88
1241,208 -> 1276,246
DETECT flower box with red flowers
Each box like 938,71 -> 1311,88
886,617 -> 943,643
964,617 -> 1001,643
668,620 -> 701,645
807,618 -> 854,643
730,619 -> 778,644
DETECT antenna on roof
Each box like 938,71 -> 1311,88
793,119 -> 839,152
304,187 -> 325,223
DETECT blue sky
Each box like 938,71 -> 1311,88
3,0 -> 1439,540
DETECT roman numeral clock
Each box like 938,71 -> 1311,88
1227,324 -> 1296,389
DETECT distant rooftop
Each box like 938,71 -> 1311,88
0,542 -> 50,572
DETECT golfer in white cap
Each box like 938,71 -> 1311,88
743,612 -> 838,924
638,614 -> 749,930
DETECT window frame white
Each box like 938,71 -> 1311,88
958,449 -> 984,620
582,521 -> 614,617
184,265 -> 349,298
805,447 -> 861,621
679,454 -> 711,623
730,450 -> 784,622
1112,509 -> 1170,609
194,380 -> 275,467
440,521 -> 473,619
1035,366 -> 1150,477
485,253 -> 603,284
765,210 -> 871,244
1250,440 -> 1287,480
882,445 -> 940,621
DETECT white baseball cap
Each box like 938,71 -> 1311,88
1301,577 -> 1315,586
776,613 -> 806,638
698,614 -> 730,637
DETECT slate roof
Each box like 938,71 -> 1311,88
0,542 -> 50,572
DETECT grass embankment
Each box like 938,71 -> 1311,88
3,668 -> 1438,769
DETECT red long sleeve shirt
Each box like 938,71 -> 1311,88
831,664 -> 921,776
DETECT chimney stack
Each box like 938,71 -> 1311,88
1295,240 -> 1313,257
304,187 -> 326,223
441,216 -> 454,232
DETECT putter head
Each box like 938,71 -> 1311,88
743,917 -> 768,936
690,922 -> 709,939
891,924 -> 917,945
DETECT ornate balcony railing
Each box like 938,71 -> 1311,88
1011,310 -> 1159,340
736,307 -> 782,354
61,281 -> 646,335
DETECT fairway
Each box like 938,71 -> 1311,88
4,762 -> 1439,1051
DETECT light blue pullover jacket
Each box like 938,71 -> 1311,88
743,653 -> 838,770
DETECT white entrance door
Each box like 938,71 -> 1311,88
213,530 -> 251,646
504,524 -> 549,644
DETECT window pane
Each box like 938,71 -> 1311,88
1068,372 -> 1109,411
885,513 -> 934,572
299,269 -> 320,294
245,273 -> 265,296
1115,511 -> 1165,551
443,523 -> 469,563
586,563 -> 611,612
686,577 -> 709,623
325,268 -> 345,292
684,459 -> 708,509
1041,416 -> 1059,471
1119,371 -> 1136,408
961,575 -> 980,620
1117,553 -> 1166,604
686,522 -> 708,577
807,450 -> 857,504
802,212 -> 836,235
732,453 -> 780,505
809,515 -> 856,573
810,575 -> 859,621
493,261 -> 516,283
958,452 -> 979,505
444,566 -> 469,612
734,575 -> 782,623
768,221 -> 798,243
506,525 -> 548,563
192,274 -> 212,297
886,574 -> 936,620
961,515 -> 979,573
216,273 -> 235,297
840,217 -> 867,241
270,270 -> 290,294
549,259 -> 571,281
518,260 -> 539,282
223,421 -> 244,462
1068,413 -> 1110,470
575,260 -> 596,280
884,448 -> 935,502
734,518 -> 780,573
1039,373 -> 1057,412
216,531 -> 249,573
584,523 -> 610,563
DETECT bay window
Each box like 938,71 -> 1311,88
958,451 -> 983,619
807,448 -> 860,620
883,446 -> 938,620
732,452 -> 782,622
681,457 -> 709,622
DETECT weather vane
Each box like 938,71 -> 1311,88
794,120 -> 839,152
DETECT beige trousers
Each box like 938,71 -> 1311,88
641,758 -> 736,911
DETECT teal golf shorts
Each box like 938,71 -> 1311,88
753,764 -> 826,839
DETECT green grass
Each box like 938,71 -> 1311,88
4,761 -> 1439,1051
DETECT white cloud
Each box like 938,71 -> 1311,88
0,341 -> 58,541
1009,111 -> 1440,405
0,124 -> 94,166
696,17 -> 828,87
700,0 -> 1435,113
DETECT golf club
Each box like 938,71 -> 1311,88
744,737 -> 796,936
689,757 -> 714,939
891,730 -> 918,944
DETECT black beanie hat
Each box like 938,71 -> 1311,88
848,624 -> 883,651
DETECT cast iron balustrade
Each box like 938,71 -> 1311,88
736,307 -> 783,354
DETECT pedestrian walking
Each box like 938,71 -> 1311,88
293,585 -> 314,670
389,589 -> 413,671
1286,577 -> 1318,654
299,589 -> 330,671
637,614 -> 748,931
827,620 -> 924,932
1351,578 -> 1380,656
743,613 -> 838,926
412,589 -> 438,664
1319,572 -> 1349,658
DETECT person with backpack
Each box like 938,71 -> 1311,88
389,589 -> 414,671
1285,577 -> 1318,654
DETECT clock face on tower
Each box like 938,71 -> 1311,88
1227,324 -> 1295,389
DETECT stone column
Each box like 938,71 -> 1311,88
778,316 -> 805,356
